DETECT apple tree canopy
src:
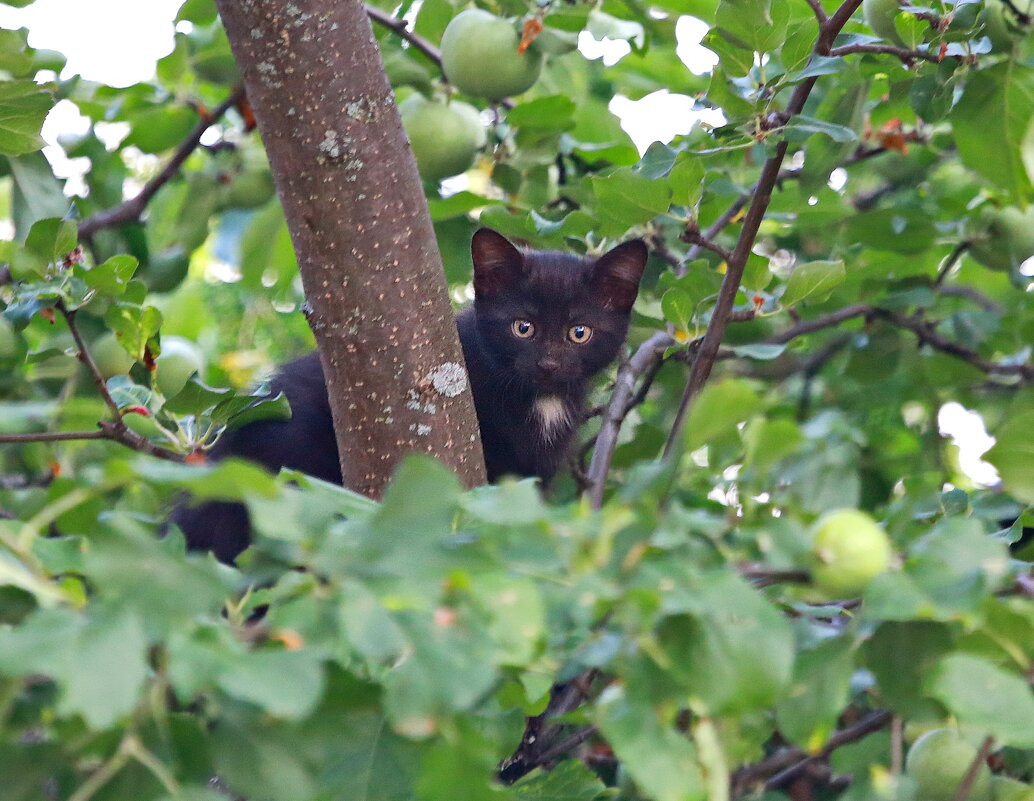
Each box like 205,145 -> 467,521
0,0 -> 1033,798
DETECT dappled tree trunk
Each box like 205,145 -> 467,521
214,0 -> 485,496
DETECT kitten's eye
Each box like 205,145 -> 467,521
568,324 -> 593,344
512,320 -> 535,338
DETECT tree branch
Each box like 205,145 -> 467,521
585,289 -> 1031,505
731,709 -> 892,794
587,331 -> 674,508
873,308 -> 1034,381
805,0 -> 829,24
364,3 -> 442,65
681,225 -> 734,263
0,431 -> 107,444
51,301 -> 186,463
77,86 -> 246,238
950,736 -> 995,801
829,43 -> 940,63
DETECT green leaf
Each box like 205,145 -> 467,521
586,9 -> 646,49
662,287 -> 695,335
636,142 -> 679,179
731,343 -> 787,360
714,0 -> 789,52
104,301 -> 163,362
864,621 -> 954,717
163,379 -> 232,416
985,411 -> 1034,504
776,637 -> 855,750
427,191 -> 492,221
512,760 -> 605,801
24,216 -> 77,263
655,570 -> 795,714
596,677 -> 707,801
742,416 -> 802,468
123,105 -> 200,154
592,167 -> 672,235
8,151 -> 69,236
81,254 -> 138,296
134,457 -> 280,500
926,654 -> 1034,746
0,607 -> 149,729
216,650 -> 325,718
0,80 -> 51,155
864,519 -> 1011,621
240,199 -> 296,292
844,210 -> 936,254
702,30 -> 755,77
507,95 -> 576,131
685,378 -> 764,450
951,61 -> 1034,204
781,260 -> 845,307
783,115 -> 858,144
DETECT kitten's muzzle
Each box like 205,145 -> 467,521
535,356 -> 563,381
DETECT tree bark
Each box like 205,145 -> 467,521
214,0 -> 486,497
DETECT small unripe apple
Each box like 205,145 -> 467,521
155,336 -> 204,398
906,729 -> 994,801
92,333 -> 136,379
440,9 -> 544,99
399,95 -> 486,182
807,509 -> 892,598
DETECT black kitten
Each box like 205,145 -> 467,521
173,229 -> 647,562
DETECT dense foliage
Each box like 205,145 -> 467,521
0,0 -> 1033,798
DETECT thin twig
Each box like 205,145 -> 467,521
950,736 -> 995,801
58,301 -> 124,423
732,709 -> 892,794
681,226 -> 734,263
660,0 -> 870,458
805,0 -> 829,23
364,3 -> 442,64
586,331 -> 673,508
829,43 -> 940,63
933,241 -> 971,288
0,431 -> 108,443
77,86 -> 246,238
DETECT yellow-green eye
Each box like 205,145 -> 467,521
512,320 -> 535,338
568,324 -> 592,344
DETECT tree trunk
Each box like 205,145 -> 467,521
214,0 -> 486,497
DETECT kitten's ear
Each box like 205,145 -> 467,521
592,239 -> 648,312
472,228 -> 525,297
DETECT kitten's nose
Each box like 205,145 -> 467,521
537,357 -> 562,376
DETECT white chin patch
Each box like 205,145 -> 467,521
535,396 -> 570,440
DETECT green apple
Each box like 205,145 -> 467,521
155,336 -> 204,397
906,729 -> 994,801
399,95 -> 486,182
864,0 -> 906,45
92,333 -> 136,379
968,206 -> 1034,272
993,776 -> 1034,801
807,509 -> 892,598
440,9 -> 544,99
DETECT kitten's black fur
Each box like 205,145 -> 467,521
173,229 -> 647,562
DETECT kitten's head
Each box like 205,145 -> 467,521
471,228 -> 648,392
